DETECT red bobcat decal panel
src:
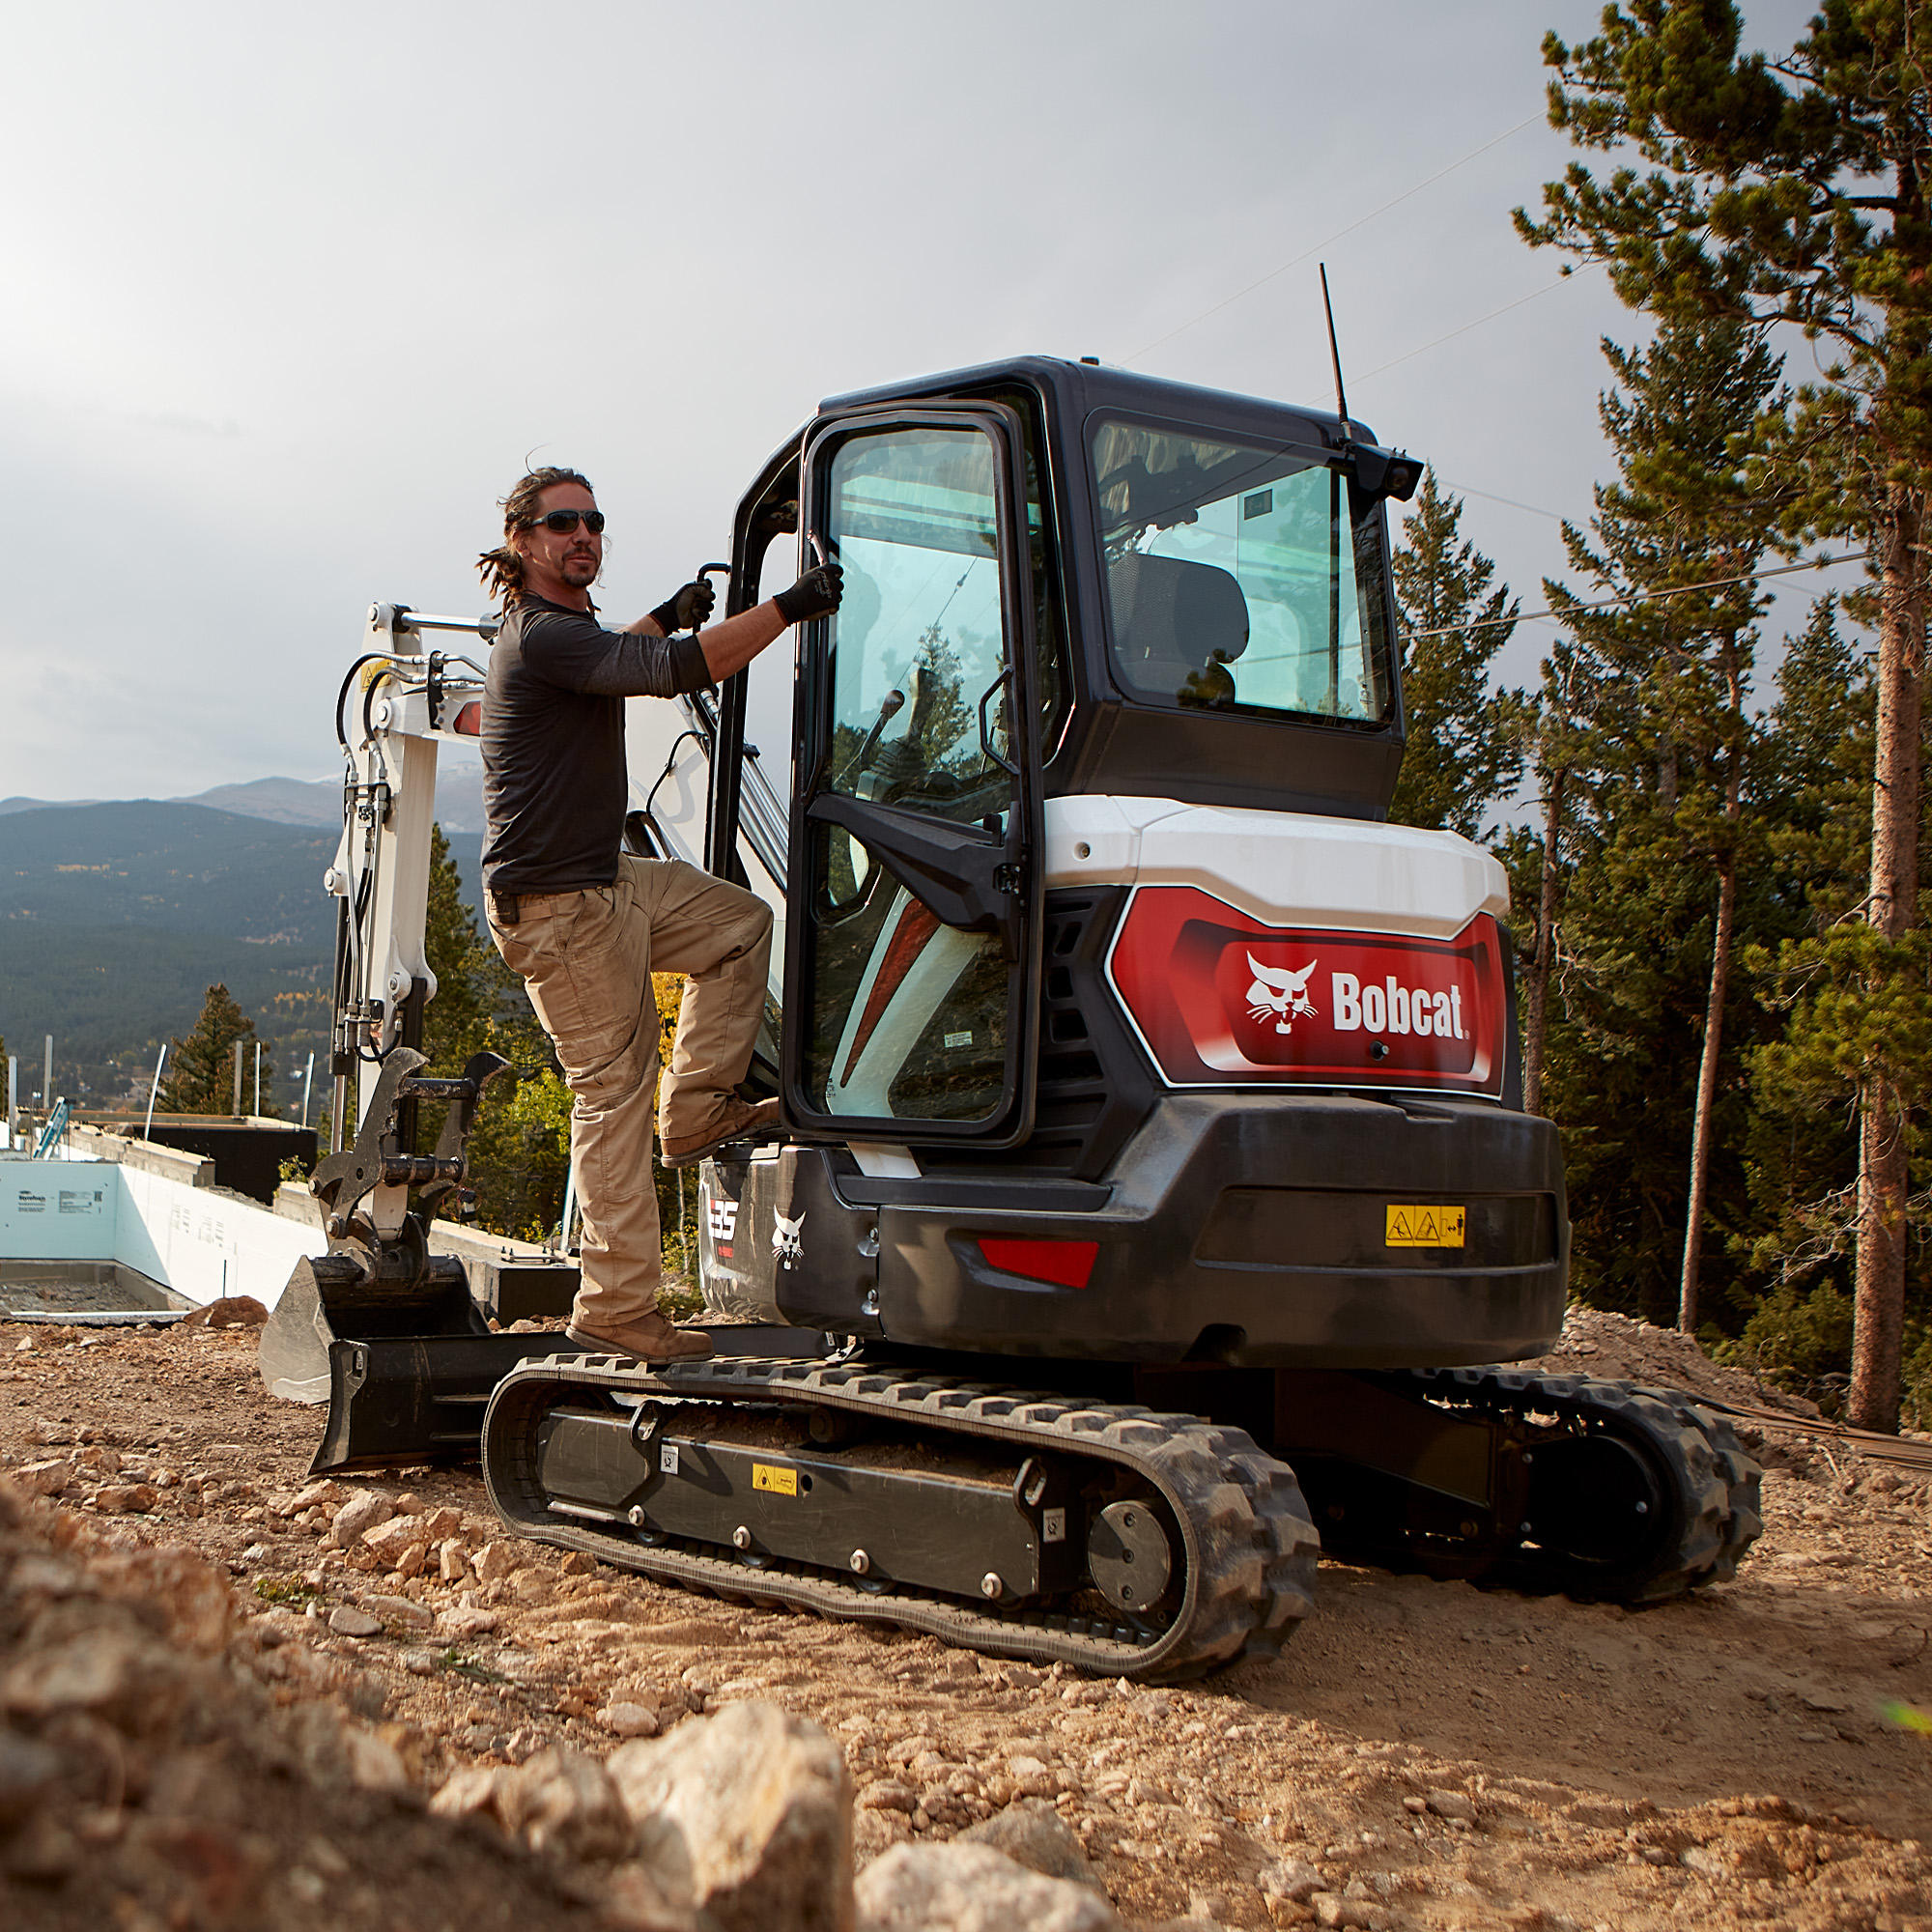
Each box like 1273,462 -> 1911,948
1106,885 -> 1506,1095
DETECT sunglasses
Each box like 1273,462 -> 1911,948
529,508 -> 606,535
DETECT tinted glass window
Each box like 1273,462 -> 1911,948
801,424 -> 1018,1125
825,428 -> 1010,827
1091,417 -> 1393,724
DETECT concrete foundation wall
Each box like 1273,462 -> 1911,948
113,1165 -> 327,1309
0,1151 -> 327,1311
1,1133 -> 554,1316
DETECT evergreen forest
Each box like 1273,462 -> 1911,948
1417,0 -> 1932,1433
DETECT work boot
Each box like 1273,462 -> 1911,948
564,1312 -> 715,1362
660,1094 -> 783,1170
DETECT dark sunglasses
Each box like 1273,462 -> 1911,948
529,508 -> 605,535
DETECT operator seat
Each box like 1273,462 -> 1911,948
1106,552 -> 1250,707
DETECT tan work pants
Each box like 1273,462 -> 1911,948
488,856 -> 773,1329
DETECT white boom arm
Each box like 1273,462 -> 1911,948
327,603 -> 492,1232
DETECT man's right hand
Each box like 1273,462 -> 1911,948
774,562 -> 844,625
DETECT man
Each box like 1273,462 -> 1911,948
477,466 -> 840,1362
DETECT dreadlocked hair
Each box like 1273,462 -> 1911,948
477,466 -> 596,605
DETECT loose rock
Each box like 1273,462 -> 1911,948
361,1516 -> 428,1565
958,1798 -> 1100,1889
472,1541 -> 523,1582
93,1481 -> 160,1515
12,1458 -> 70,1497
602,1701 -> 662,1740
328,1491 -> 395,1548
609,1699 -> 853,1932
1258,1859 -> 1325,1903
497,1746 -> 635,1861
437,1605 -> 500,1638
180,1295 -> 270,1328
854,1841 -> 1121,1931
363,1593 -> 435,1630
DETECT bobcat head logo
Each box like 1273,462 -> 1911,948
1245,953 -> 1318,1035
772,1208 -> 806,1269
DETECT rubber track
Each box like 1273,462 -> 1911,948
483,1353 -> 1320,1680
1399,1367 -> 1765,1603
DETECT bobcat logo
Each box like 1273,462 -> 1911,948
772,1208 -> 806,1269
1245,953 -> 1319,1035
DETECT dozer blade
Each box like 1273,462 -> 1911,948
263,1237 -> 838,1473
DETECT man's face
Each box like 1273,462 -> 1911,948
515,480 -> 604,604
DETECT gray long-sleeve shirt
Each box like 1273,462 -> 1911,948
481,593 -> 710,895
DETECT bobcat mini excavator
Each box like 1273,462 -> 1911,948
260,356 -> 1762,1679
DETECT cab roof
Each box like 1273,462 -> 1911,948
818,355 -> 1375,453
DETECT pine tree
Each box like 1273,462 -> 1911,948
418,824 -> 570,1239
1537,313 -> 1783,1328
421,824 -> 497,1076
1516,640 -> 1594,1117
1738,595 -> 1877,1382
1388,473 -> 1527,838
158,984 -> 272,1116
1519,0 -> 1932,1430
1739,593 -> 1932,1419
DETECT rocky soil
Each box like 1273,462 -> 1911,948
1,1302 -> 1928,1931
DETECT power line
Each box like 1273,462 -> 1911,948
1129,114 -> 1542,361
1361,271 -> 1590,381
1401,551 -> 1869,639
1430,475 -> 1567,524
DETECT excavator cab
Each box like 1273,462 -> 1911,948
710,362 -> 1424,1146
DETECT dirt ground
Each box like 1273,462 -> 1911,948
1,1305 -> 1928,1932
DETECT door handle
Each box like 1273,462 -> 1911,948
978,668 -> 1017,777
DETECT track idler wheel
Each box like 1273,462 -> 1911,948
1521,1430 -> 1669,1576
1087,1499 -> 1175,1615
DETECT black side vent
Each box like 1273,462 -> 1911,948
921,887 -> 1157,1182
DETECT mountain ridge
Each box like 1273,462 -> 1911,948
0,767 -> 487,832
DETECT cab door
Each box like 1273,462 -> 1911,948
783,405 -> 1043,1149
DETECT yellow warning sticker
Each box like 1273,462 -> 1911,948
752,1463 -> 798,1497
1385,1205 -> 1467,1248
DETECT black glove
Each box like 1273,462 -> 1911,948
649,578 -> 716,635
774,561 -> 844,625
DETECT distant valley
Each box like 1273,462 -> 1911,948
0,778 -> 485,1113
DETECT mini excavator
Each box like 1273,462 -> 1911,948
259,356 -> 1761,1678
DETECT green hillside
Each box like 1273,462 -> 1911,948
0,802 -> 336,934
0,804 -> 487,1113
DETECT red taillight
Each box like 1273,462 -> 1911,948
977,1237 -> 1099,1289
454,701 -> 482,736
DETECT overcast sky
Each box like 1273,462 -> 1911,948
2,0 -> 1843,806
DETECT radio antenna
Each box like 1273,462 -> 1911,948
1320,263 -> 1352,437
